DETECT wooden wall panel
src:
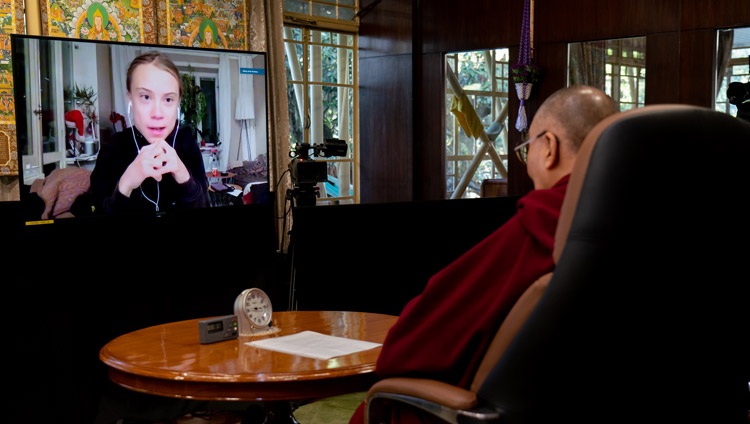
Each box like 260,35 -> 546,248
359,0 -> 414,202
681,0 -> 750,30
533,0 -> 680,43
359,53 -> 413,203
358,0 -> 750,203
420,0 -> 521,55
678,29 -> 718,106
414,52 -> 444,199
359,0 -> 412,59
646,31 -> 682,105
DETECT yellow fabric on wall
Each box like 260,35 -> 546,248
450,93 -> 484,139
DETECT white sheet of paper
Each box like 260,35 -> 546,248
245,330 -> 383,360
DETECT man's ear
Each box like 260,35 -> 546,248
543,132 -> 561,170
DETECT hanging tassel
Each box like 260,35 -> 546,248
514,0 -> 536,133
516,102 -> 528,133
514,82 -> 532,132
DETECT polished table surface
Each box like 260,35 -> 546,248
99,310 -> 397,406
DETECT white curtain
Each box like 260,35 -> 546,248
110,45 -> 139,124
235,55 -> 256,163
218,54 -> 232,171
716,29 -> 735,97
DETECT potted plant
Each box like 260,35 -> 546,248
180,66 -> 207,141
66,84 -> 98,116
510,63 -> 541,133
510,63 -> 543,85
73,84 -> 98,129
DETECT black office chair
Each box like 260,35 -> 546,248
365,104 -> 750,424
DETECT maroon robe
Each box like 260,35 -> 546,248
349,174 -> 570,424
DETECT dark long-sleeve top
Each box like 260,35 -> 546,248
89,124 -> 209,215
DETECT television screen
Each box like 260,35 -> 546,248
11,34 -> 270,225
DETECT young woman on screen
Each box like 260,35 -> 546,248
89,51 -> 209,215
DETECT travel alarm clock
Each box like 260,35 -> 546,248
233,287 -> 274,336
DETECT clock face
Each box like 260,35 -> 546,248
243,288 -> 272,327
234,288 -> 272,332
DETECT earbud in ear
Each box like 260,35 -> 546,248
128,101 -> 132,115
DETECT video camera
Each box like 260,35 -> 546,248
726,55 -> 750,124
288,138 -> 348,206
727,81 -> 750,106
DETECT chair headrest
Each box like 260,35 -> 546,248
552,104 -> 743,263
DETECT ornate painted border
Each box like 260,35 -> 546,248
0,123 -> 17,172
0,0 -> 24,176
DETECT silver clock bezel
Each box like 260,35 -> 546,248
234,288 -> 273,335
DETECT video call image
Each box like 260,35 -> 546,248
12,34 -> 270,222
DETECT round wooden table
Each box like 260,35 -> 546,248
100,310 -> 397,423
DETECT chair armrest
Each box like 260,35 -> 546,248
365,377 -> 501,424
368,377 -> 477,410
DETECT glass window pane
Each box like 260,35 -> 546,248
335,87 -> 354,149
288,82 -> 305,146
308,45 -> 351,84
716,27 -> 750,123
41,41 -> 60,156
338,8 -> 355,20
568,36 -> 646,111
309,84 -> 336,141
314,30 -> 331,45
284,23 -> 358,205
284,42 -> 304,82
313,3 -> 336,19
287,27 -> 303,42
284,0 -> 309,15
445,48 -> 510,199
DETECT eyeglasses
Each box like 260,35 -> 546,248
514,131 -> 547,164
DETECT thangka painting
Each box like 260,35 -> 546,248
41,0 -> 157,44
164,0 -> 247,51
0,0 -> 24,176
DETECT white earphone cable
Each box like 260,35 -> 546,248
127,104 -> 180,212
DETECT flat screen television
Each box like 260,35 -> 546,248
11,34 -> 271,226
